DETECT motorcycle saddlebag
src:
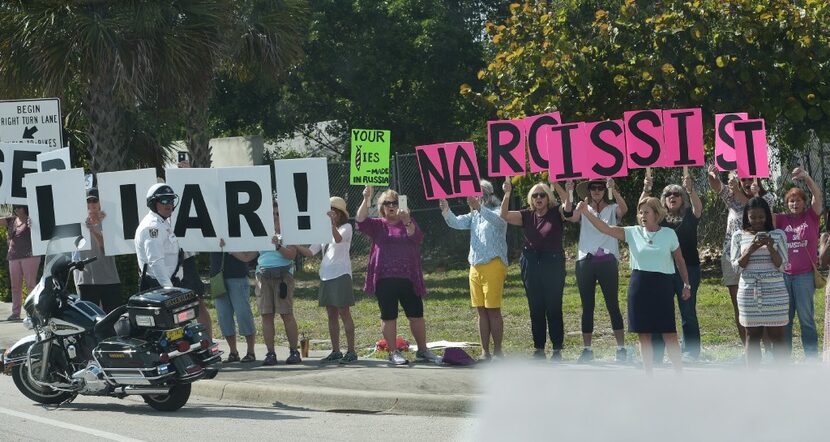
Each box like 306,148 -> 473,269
127,287 -> 199,330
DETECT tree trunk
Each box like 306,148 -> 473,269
84,69 -> 128,173
184,74 -> 214,168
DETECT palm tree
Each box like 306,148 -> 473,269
177,0 -> 309,168
0,1 -> 231,172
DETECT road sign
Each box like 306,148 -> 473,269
0,98 -> 63,148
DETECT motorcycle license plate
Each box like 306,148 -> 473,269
166,328 -> 184,341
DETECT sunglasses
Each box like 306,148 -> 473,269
157,198 -> 176,206
589,185 -> 606,191
531,192 -> 547,199
664,192 -> 682,198
87,198 -> 99,203
382,200 -> 399,207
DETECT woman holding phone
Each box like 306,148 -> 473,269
731,197 -> 789,368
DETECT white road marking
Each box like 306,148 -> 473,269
0,407 -> 146,442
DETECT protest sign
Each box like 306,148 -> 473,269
25,168 -> 89,255
37,147 -> 71,172
350,129 -> 390,186
216,166 -> 275,251
274,158 -> 331,245
624,109 -> 665,169
488,119 -> 525,176
714,112 -> 749,172
415,142 -> 482,200
580,120 -> 629,179
523,112 -> 562,173
546,122 -> 585,181
97,168 -> 157,255
731,119 -> 768,178
1,142 -> 53,204
166,168 -> 225,251
663,108 -> 704,167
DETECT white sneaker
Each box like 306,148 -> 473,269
388,350 -> 409,365
415,349 -> 441,363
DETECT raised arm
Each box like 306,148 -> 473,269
440,198 -> 473,230
575,201 -> 625,241
640,174 -> 653,204
553,181 -> 573,215
608,178 -> 627,218
355,186 -> 372,223
820,233 -> 830,267
684,174 -> 703,218
500,179 -> 523,226
792,168 -> 823,216
707,164 -> 723,194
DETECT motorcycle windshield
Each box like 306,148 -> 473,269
23,238 -> 81,318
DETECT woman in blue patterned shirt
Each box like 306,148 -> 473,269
440,180 -> 508,361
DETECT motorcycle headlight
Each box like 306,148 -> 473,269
134,315 -> 155,327
22,316 -> 34,330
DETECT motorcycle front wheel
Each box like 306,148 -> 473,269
142,383 -> 191,412
12,364 -> 74,405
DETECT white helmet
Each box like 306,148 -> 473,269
145,183 -> 178,210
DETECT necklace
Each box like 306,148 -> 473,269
643,227 -> 659,245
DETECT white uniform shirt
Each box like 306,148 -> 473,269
577,203 -> 620,260
134,211 -> 180,287
308,224 -> 353,281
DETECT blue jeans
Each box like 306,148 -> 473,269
653,265 -> 701,360
520,249 -> 566,350
214,277 -> 256,338
784,272 -> 818,356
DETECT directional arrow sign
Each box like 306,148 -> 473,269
0,98 -> 62,148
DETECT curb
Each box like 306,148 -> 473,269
191,380 -> 477,416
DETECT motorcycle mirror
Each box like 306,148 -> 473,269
74,236 -> 87,250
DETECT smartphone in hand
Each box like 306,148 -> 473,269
398,195 -> 408,212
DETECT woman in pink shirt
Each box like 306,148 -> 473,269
3,205 -> 41,321
773,167 -> 822,359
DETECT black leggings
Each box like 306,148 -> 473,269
575,257 -> 624,333
520,249 -> 566,350
375,278 -> 424,320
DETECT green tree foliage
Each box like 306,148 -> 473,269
214,0 -> 500,158
472,0 -> 830,164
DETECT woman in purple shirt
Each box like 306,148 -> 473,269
501,180 -> 572,360
356,186 -> 440,365
773,167 -> 822,359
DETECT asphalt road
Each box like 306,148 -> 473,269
0,378 -> 475,442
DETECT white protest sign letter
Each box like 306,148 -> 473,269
25,168 -> 89,255
97,168 -> 158,255
274,158 -> 331,245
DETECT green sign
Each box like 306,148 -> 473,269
350,129 -> 390,185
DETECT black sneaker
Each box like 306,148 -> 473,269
532,348 -> 546,359
262,351 -> 278,366
550,350 -> 563,362
577,348 -> 594,364
286,349 -> 302,364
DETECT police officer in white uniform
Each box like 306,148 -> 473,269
135,183 -> 181,289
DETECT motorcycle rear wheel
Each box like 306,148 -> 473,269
12,364 -> 74,405
142,383 -> 191,412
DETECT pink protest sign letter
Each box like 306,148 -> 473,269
714,112 -> 749,172
731,119 -> 768,178
487,119 -> 525,176
546,122 -> 585,181
663,108 -> 704,168
522,112 -> 562,173
624,109 -> 665,169
416,142 -> 482,200
581,120 -> 629,179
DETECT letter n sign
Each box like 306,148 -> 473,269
416,142 -> 482,200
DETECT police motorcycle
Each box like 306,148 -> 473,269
0,239 -> 221,411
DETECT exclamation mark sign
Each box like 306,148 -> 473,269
294,173 -> 311,230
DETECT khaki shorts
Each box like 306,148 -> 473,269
470,258 -> 508,308
255,271 -> 295,315
721,253 -> 740,286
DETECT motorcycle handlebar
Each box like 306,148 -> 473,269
74,256 -> 98,271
